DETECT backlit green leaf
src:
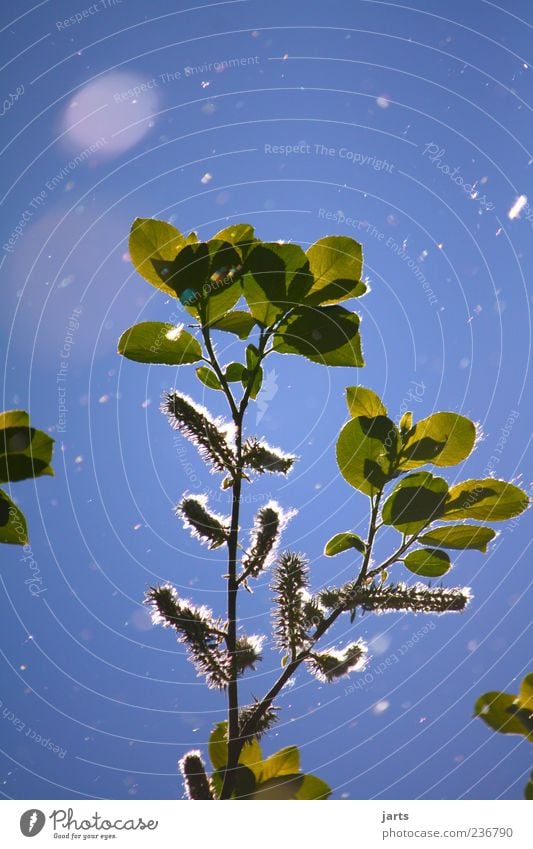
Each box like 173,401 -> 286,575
151,239 -> 242,322
233,765 -> 257,799
0,489 -> 28,545
336,415 -> 398,496
475,692 -> 533,740
403,548 -> 451,578
324,532 -> 366,557
518,673 -> 533,712
399,411 -> 412,437
0,411 -> 29,429
442,479 -> 529,522
274,305 -> 364,367
251,774 -> 304,800
196,367 -> 223,391
208,721 -> 264,773
294,774 -> 332,800
210,311 -> 256,339
237,738 -> 263,771
399,412 -> 476,470
129,218 -> 187,296
224,362 -> 246,382
346,386 -> 387,418
382,471 -> 448,534
259,746 -> 300,782
305,236 -> 366,305
213,224 -> 257,260
241,242 -> 311,325
243,344 -> 263,399
117,322 -> 202,365
0,415 -> 54,484
418,524 -> 496,552
208,722 -> 228,770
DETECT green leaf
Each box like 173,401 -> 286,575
324,532 -> 366,557
305,236 -> 366,305
233,765 -> 257,799
241,242 -> 312,325
224,362 -> 246,382
129,218 -> 187,296
151,239 -> 242,322
475,691 -> 533,740
418,524 -> 496,552
243,344 -> 263,399
382,471 -> 448,534
208,722 -> 229,770
518,673 -> 533,712
0,416 -> 54,483
251,774 -> 304,800
442,479 -> 529,522
0,410 -> 29,429
196,367 -> 223,391
403,548 -> 451,578
346,386 -> 387,418
336,415 -> 398,496
117,322 -> 202,366
208,721 -> 264,773
399,412 -> 476,470
259,746 -> 300,783
294,774 -> 332,800
399,411 -> 412,437
0,489 -> 28,545
210,311 -> 256,339
212,224 -> 257,260
274,305 -> 364,367
238,737 -> 263,771
525,772 -> 533,800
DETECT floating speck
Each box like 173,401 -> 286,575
98,394 -> 110,404
200,172 -> 213,185
376,95 -> 390,109
373,700 -> 390,714
508,195 -> 527,220
369,633 -> 392,655
58,275 -> 75,289
74,455 -> 83,464
133,523 -> 142,531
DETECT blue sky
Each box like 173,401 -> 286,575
0,0 -> 531,801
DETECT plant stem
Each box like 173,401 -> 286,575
202,324 -> 270,799
366,528 -> 423,580
221,420 -> 243,799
